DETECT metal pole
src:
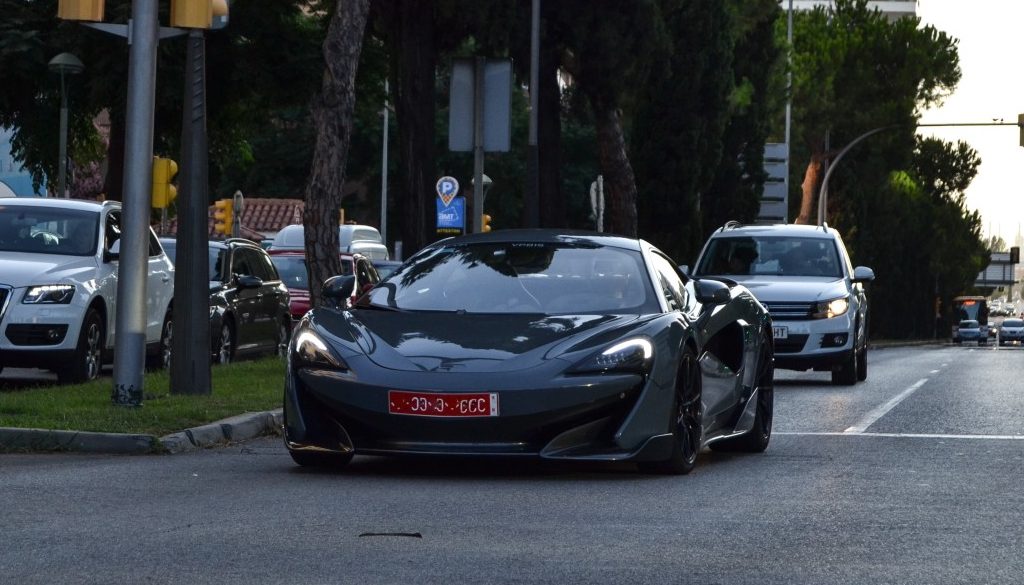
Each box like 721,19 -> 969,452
170,29 -> 212,396
57,72 -> 69,198
524,0 -> 540,228
816,125 -> 897,226
473,56 -> 485,233
380,80 -> 389,244
785,0 -> 792,223
112,2 -> 161,406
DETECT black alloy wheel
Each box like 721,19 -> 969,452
711,331 -> 774,453
214,320 -> 235,365
640,346 -> 702,475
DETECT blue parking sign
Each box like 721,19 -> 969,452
436,196 -> 466,235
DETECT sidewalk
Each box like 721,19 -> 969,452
0,409 -> 283,455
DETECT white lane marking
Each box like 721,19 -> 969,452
843,378 -> 928,433
776,431 -> 1024,440
929,370 -> 940,374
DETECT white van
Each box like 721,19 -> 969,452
269,224 -> 389,260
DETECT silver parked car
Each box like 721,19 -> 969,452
268,224 -> 389,260
998,318 -> 1024,346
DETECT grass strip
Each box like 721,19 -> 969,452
0,357 -> 285,436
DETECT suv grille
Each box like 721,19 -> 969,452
0,286 -> 10,321
764,301 -> 815,320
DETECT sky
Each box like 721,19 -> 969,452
916,0 -> 1024,248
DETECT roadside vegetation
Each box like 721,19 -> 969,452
0,358 -> 285,436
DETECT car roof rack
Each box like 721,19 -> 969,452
718,220 -> 743,232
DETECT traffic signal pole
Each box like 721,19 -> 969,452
112,0 -> 160,406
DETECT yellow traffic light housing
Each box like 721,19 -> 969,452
57,0 -> 105,22
151,157 -> 179,209
171,0 -> 228,29
482,213 -> 493,233
213,198 -> 233,236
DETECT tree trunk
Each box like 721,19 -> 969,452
102,109 -> 126,202
396,0 -> 436,257
591,98 -> 638,237
303,0 -> 371,307
795,150 -> 825,225
538,29 -> 564,228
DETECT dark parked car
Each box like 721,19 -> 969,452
268,250 -> 380,322
284,230 -> 775,475
161,237 -> 291,363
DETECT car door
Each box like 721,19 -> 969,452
228,247 -> 264,352
250,247 -> 286,348
145,230 -> 173,342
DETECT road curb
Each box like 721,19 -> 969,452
0,409 -> 283,455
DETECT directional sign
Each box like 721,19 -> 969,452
436,196 -> 466,236
436,176 -> 460,207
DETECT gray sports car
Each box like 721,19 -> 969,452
284,230 -> 774,474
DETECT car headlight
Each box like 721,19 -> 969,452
571,338 -> 653,374
813,296 -> 849,319
292,328 -> 347,370
22,284 -> 76,304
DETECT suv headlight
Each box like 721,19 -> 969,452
813,296 -> 849,319
23,284 -> 76,304
292,328 -> 347,370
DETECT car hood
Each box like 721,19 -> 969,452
0,253 -> 99,287
725,275 -> 850,303
310,309 -> 651,373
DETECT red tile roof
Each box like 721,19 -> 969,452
158,197 -> 304,242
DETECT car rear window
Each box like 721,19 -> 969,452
959,320 -> 979,327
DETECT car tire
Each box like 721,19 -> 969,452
710,332 -> 774,453
639,346 -> 701,475
856,344 -> 867,382
276,318 -> 291,358
213,319 -> 235,365
289,450 -> 354,468
58,308 -> 104,385
832,342 -> 858,386
146,309 -> 173,371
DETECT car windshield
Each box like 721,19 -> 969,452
0,205 -> 99,256
959,320 -> 979,328
1002,319 -> 1023,327
696,236 -> 843,278
270,255 -> 353,290
360,241 -> 659,314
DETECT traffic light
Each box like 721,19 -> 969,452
482,213 -> 493,233
57,0 -> 104,22
170,0 -> 228,29
151,157 -> 178,209
213,198 -> 233,236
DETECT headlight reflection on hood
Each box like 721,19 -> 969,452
813,296 -> 849,319
293,329 -> 347,370
571,337 -> 653,375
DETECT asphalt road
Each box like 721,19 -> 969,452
3,344 -> 1023,584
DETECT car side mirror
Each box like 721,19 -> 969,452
695,279 -> 731,305
323,275 -> 356,309
235,274 -> 263,289
852,266 -> 875,283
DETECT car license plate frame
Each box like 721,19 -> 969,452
388,390 -> 499,418
773,326 -> 788,340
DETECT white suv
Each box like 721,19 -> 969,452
0,198 -> 175,383
691,222 -> 875,385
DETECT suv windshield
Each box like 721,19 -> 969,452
0,205 -> 99,256
359,242 -> 658,314
696,236 -> 842,278
1001,319 -> 1023,327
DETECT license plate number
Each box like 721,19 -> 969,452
388,390 -> 499,417
773,326 -> 788,340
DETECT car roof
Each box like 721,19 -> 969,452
431,229 -> 645,252
0,197 -> 115,212
710,222 -> 837,239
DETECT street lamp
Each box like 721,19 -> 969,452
48,52 -> 84,199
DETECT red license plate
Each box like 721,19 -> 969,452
388,390 -> 499,417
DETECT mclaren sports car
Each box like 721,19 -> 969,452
284,230 -> 774,474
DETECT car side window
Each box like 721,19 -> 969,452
148,230 -> 162,257
231,249 -> 254,278
649,253 -> 687,312
253,249 -> 279,281
104,210 -> 121,252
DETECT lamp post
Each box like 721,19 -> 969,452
48,53 -> 84,199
